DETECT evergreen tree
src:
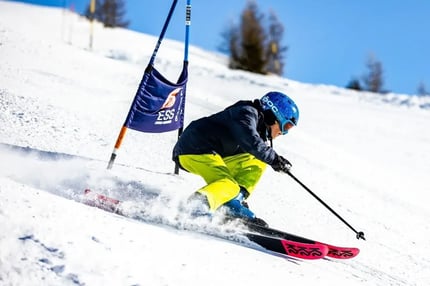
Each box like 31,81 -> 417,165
238,0 -> 266,74
84,0 -> 129,28
220,1 -> 288,75
417,81 -> 429,96
219,22 -> 242,70
346,78 -> 362,91
362,53 -> 384,93
102,0 -> 129,28
265,10 -> 287,75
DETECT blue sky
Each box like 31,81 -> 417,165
11,0 -> 430,95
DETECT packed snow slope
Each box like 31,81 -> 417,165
1,1 -> 430,285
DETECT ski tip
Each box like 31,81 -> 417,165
322,243 -> 360,259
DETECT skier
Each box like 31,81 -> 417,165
172,91 -> 299,225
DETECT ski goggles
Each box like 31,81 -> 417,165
279,119 -> 295,135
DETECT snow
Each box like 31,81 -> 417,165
1,1 -> 430,285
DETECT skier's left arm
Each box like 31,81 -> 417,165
229,106 -> 293,173
229,107 -> 278,164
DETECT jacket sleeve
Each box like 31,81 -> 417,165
227,106 -> 277,165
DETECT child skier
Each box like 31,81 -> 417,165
172,91 -> 299,225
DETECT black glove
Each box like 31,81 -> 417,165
271,155 -> 292,173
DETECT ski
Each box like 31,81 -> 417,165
82,189 -> 355,260
83,189 -> 121,214
238,219 -> 360,259
243,233 -> 328,260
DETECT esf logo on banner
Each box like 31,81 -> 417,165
155,87 -> 182,125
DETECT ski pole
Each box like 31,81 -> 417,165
285,170 -> 366,240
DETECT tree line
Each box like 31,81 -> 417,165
84,0 -> 429,96
346,54 -> 429,96
225,1 -> 429,96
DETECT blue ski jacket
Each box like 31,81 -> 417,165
172,99 -> 279,167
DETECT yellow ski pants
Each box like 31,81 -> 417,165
178,153 -> 267,211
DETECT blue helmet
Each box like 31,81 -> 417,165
261,91 -> 299,135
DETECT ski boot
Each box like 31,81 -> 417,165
220,187 -> 268,227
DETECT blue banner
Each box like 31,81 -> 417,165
125,64 -> 188,133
